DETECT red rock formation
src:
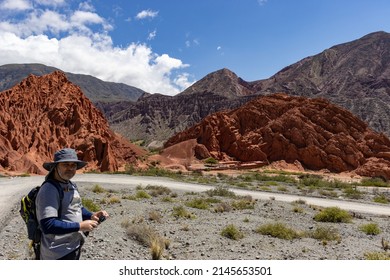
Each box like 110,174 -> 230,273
165,93 -> 390,179
0,71 -> 146,174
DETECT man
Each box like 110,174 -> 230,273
36,148 -> 109,260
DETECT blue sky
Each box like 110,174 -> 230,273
0,0 -> 390,95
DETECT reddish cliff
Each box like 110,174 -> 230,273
0,71 -> 146,174
165,93 -> 390,179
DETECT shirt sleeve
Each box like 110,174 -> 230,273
36,182 -> 61,221
40,217 -> 80,234
82,207 -> 93,220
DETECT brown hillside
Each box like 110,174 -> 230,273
0,71 -> 146,174
165,93 -> 390,179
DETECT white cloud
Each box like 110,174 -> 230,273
174,73 -> 194,90
135,9 -> 158,20
0,2 -> 192,95
36,0 -> 66,7
70,10 -> 112,34
185,39 -> 200,48
257,0 -> 268,6
0,30 -> 191,94
147,30 -> 156,40
0,0 -> 31,11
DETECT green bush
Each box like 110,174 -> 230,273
373,194 -> 389,204
204,157 -> 219,164
82,198 -> 101,212
185,198 -> 210,209
172,206 -> 195,219
342,187 -> 363,199
309,226 -> 341,242
231,197 -> 255,210
361,177 -> 389,187
255,222 -> 302,240
205,186 -> 236,198
221,224 -> 244,240
135,190 -> 152,199
364,252 -> 390,260
359,223 -> 381,235
313,207 -> 352,223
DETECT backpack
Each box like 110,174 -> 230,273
19,179 -> 64,260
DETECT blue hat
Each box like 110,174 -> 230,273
43,148 -> 87,171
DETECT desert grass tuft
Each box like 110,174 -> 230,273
313,207 -> 352,223
364,251 -> 390,260
359,223 -> 381,235
308,226 -> 341,242
145,185 -> 172,197
91,184 -> 106,193
148,210 -> 163,223
135,190 -> 152,199
255,222 -> 302,240
122,222 -> 169,260
205,186 -> 236,198
231,195 -> 255,210
82,198 -> 101,212
221,224 -> 244,240
172,205 -> 196,219
373,194 -> 389,204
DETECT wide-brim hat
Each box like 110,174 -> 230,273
43,148 -> 87,171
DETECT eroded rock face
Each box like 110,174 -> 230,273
0,71 -> 146,174
165,93 -> 390,179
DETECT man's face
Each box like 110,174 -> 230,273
56,162 -> 77,181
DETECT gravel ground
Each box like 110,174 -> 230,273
1,176 -> 390,260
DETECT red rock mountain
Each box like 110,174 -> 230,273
165,94 -> 390,179
0,71 -> 146,174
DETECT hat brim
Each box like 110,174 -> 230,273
43,160 -> 87,171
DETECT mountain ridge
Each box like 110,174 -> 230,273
0,63 -> 145,103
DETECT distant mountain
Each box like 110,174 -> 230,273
0,63 -> 145,103
251,31 -> 390,135
179,68 -> 255,98
165,93 -> 390,180
0,71 -> 146,174
108,31 -> 390,145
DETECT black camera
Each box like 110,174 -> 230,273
98,215 -> 106,224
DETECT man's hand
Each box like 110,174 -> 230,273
79,220 -> 99,231
91,210 -> 109,223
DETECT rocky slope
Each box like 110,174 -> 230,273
179,68 -> 256,98
165,93 -> 390,180
251,31 -> 390,136
0,71 -> 146,174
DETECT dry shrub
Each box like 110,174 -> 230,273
123,222 -> 169,260
148,210 -> 163,223
214,202 -> 232,213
